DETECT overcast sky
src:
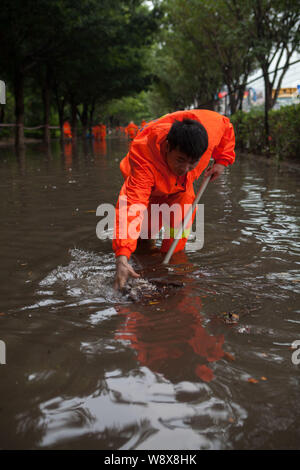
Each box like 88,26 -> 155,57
247,52 -> 300,93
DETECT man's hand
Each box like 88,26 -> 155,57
114,255 -> 140,290
204,163 -> 225,182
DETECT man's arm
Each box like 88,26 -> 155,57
204,162 -> 226,181
204,117 -> 235,182
113,143 -> 155,290
114,255 -> 140,290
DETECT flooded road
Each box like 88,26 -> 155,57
0,137 -> 299,449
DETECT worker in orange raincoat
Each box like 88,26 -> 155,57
140,119 -> 147,128
63,121 -> 72,140
113,110 -> 236,290
125,121 -> 139,140
92,124 -> 100,140
99,123 -> 106,141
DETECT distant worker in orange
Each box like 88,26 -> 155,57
63,121 -> 72,140
125,121 -> 139,140
99,123 -> 106,141
113,110 -> 236,290
92,124 -> 101,140
141,119 -> 147,128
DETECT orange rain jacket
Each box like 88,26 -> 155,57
113,110 -> 235,260
125,122 -> 139,140
99,124 -> 106,140
63,121 -> 72,139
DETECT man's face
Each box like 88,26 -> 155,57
165,144 -> 199,177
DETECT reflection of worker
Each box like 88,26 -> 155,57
63,121 -> 72,140
93,139 -> 107,157
125,121 -> 139,140
113,110 -> 236,290
115,283 -> 225,383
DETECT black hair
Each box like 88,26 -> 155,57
167,119 -> 208,162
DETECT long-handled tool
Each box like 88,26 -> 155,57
162,174 -> 211,265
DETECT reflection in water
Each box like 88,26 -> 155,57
93,139 -> 107,157
115,292 -> 225,383
0,142 -> 299,449
63,141 -> 73,171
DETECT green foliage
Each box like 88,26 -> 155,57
99,91 -> 155,125
231,104 -> 300,160
150,0 -> 257,113
0,90 -> 15,140
269,105 -> 300,160
0,0 -> 161,136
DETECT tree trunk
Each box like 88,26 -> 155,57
53,83 -> 65,143
70,98 -> 78,144
81,102 -> 88,138
14,70 -> 25,149
42,67 -> 51,145
88,100 -> 95,135
263,72 -> 272,156
0,105 -> 4,123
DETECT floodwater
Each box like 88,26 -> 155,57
0,137 -> 299,450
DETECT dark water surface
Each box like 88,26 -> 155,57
0,138 -> 299,449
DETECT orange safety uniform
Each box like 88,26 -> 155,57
92,125 -> 100,140
99,124 -> 106,141
113,110 -> 235,260
140,120 -> 147,128
63,121 -> 72,139
125,122 -> 139,140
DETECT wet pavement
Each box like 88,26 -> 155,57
0,137 -> 299,449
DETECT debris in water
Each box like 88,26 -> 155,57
223,351 -> 235,361
248,378 -> 259,384
237,326 -> 250,334
122,277 -> 184,303
221,312 -> 239,324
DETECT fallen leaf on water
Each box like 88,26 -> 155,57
224,351 -> 235,361
84,210 -> 96,213
222,312 -> 239,324
228,417 -> 235,423
195,365 -> 214,382
261,376 -> 267,381
248,378 -> 259,384
149,301 -> 160,305
0,312 -> 5,316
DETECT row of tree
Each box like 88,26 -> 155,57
0,0 -> 299,149
0,0 -> 160,147
150,0 -> 299,147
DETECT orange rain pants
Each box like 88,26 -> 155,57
113,109 -> 235,260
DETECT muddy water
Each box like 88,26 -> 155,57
0,138 -> 299,450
